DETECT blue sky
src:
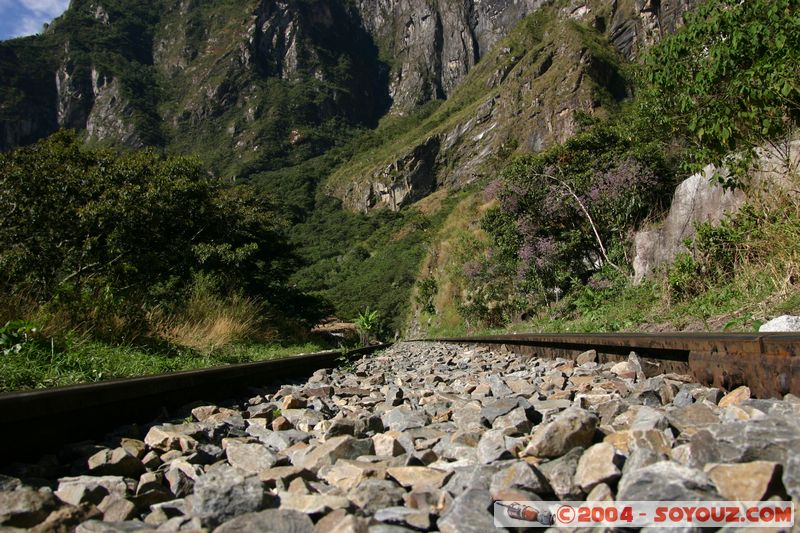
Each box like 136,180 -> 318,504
0,0 -> 69,40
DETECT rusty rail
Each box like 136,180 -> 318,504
1,333 -> 798,460
426,333 -> 800,399
0,344 -> 389,459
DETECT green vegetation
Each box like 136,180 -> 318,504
290,192 -> 463,335
636,0 -> 799,184
0,131 -> 330,391
355,308 -> 381,346
414,0 -> 800,336
0,339 -> 326,393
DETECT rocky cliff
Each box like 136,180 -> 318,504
0,0 -> 697,211
328,0 -> 699,211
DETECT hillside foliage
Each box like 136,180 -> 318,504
636,0 -> 800,184
450,0 -> 800,329
0,131 -> 317,340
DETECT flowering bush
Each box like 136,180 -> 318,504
478,123 -> 672,312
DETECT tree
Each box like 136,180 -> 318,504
0,130 -> 300,332
637,0 -> 800,185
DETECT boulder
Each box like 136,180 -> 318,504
187,466 -> 273,527
617,461 -> 720,501
524,407 -> 597,458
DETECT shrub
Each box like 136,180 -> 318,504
637,0 -> 800,185
479,122 -> 671,311
0,131 -> 297,340
415,277 -> 438,315
150,274 -> 262,352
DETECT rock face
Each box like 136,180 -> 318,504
1,0 -> 697,214
632,165 -> 747,282
633,138 -> 800,282
355,0 -> 547,112
7,341 -> 798,531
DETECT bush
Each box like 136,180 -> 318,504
0,131 -> 298,340
479,122 -> 672,313
149,274 -> 262,353
637,0 -> 800,184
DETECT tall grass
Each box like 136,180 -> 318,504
150,287 -> 263,353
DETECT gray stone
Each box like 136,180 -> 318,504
165,466 -> 194,499
324,419 -> 358,439
88,448 -> 146,478
486,375 -> 513,397
491,406 -> 533,435
0,487 -> 56,528
277,492 -> 350,515
0,476 -> 21,492
576,350 -> 597,365
489,462 -> 551,499
381,407 -> 428,432
630,406 -> 669,431
479,399 -> 517,425
617,461 -> 720,501
538,447 -> 584,500
212,509 -> 314,533
225,442 -> 278,474
688,417 -> 800,469
667,403 -> 720,438
56,476 -> 128,507
437,488 -> 495,533
759,315 -> 800,332
296,436 -> 374,472
251,429 -> 311,452
98,496 -> 137,522
783,452 -> 800,499
187,466 -> 273,527
387,466 -> 451,490
443,464 -> 507,496
623,446 -> 667,475
347,480 -> 406,515
476,429 -> 514,464
144,423 -> 204,452
574,443 -> 625,492
374,507 -> 430,530
524,407 -> 597,458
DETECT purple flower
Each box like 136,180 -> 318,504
483,179 -> 503,201
463,261 -> 482,280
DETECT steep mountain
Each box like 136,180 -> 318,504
0,0 -> 700,334
1,0 -> 694,181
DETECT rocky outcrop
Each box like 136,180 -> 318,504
632,165 -> 746,283
609,0 -> 700,60
335,0 -> 700,211
85,76 -> 143,147
344,137 -> 440,211
632,138 -> 800,282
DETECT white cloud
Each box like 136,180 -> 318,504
4,0 -> 69,38
13,13 -> 43,36
19,0 -> 69,17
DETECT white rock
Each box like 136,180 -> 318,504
759,315 -> 800,332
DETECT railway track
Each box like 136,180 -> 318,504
0,333 -> 797,460
0,344 -> 390,459
1,334 -> 798,531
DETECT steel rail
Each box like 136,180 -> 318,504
0,344 -> 389,459
424,332 -> 800,399
1,333 -> 798,461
